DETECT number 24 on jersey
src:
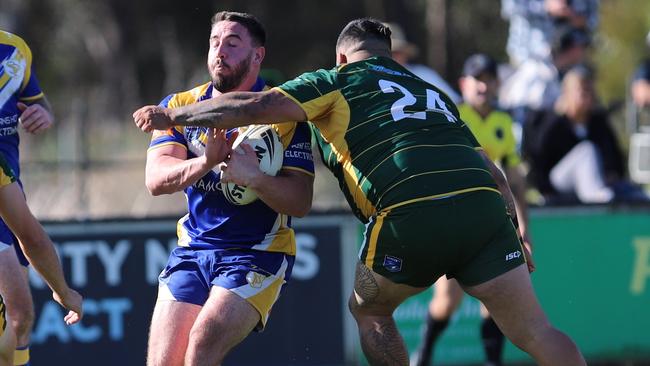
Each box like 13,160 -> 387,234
379,79 -> 457,123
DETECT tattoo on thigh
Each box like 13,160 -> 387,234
355,263 -> 379,303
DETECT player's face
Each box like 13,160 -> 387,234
460,73 -> 498,108
208,20 -> 262,93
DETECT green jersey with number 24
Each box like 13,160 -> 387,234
274,56 -> 498,222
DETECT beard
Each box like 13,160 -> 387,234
210,53 -> 253,93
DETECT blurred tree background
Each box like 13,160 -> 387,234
1,0 -> 648,219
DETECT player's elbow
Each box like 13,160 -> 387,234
292,203 -> 311,218
145,178 -> 168,196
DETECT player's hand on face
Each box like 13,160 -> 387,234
18,102 -> 54,134
133,105 -> 174,133
220,143 -> 263,187
53,288 -> 84,325
204,128 -> 237,167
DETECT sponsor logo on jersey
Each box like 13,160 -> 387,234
383,255 -> 403,273
505,250 -> 522,261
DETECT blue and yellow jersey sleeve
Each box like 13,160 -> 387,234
275,122 -> 314,176
0,31 -> 44,102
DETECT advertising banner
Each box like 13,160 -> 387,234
29,215 -> 359,366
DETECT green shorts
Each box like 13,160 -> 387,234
359,190 -> 525,287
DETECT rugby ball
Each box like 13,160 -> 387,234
221,125 -> 284,205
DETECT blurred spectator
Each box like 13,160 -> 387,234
501,0 -> 599,66
500,26 -> 590,126
384,22 -> 461,103
523,65 -> 649,204
629,31 -> 650,132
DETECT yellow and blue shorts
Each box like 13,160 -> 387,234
157,246 -> 294,330
359,190 -> 526,288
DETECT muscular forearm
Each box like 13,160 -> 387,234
170,90 -> 307,129
146,155 -> 214,195
248,171 -> 313,217
171,92 -> 273,129
0,188 -> 70,296
18,228 -> 69,296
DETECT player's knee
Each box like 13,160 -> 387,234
188,324 -> 227,360
8,307 -> 34,337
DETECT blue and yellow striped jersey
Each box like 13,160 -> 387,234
275,57 -> 498,223
149,79 -> 314,255
0,30 -> 45,179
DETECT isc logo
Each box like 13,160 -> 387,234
505,250 -> 522,261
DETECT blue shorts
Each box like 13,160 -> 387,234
157,247 -> 295,330
0,222 -> 28,266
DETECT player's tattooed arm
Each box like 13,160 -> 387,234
171,90 -> 307,129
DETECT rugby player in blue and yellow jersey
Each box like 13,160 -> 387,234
134,18 -> 585,366
0,30 -> 60,366
143,12 -> 314,366
0,152 -> 82,366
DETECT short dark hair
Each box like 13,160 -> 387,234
211,11 -> 266,46
462,53 -> 498,78
336,18 -> 392,52
551,26 -> 590,56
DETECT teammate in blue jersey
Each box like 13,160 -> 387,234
144,12 -> 314,366
0,153 -> 82,366
0,30 -> 57,366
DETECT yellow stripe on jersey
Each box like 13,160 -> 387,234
252,227 -> 296,255
147,141 -> 187,152
0,31 -> 33,94
19,92 -> 44,102
365,210 -> 388,269
381,187 -> 502,213
275,87 -> 377,219
167,83 -> 212,108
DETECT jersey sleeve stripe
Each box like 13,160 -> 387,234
147,141 -> 187,152
19,92 -> 44,102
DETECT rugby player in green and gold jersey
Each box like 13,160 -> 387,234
413,53 -> 533,366
134,18 -> 585,366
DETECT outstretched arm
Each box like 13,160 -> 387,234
0,183 -> 83,325
134,90 -> 307,132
